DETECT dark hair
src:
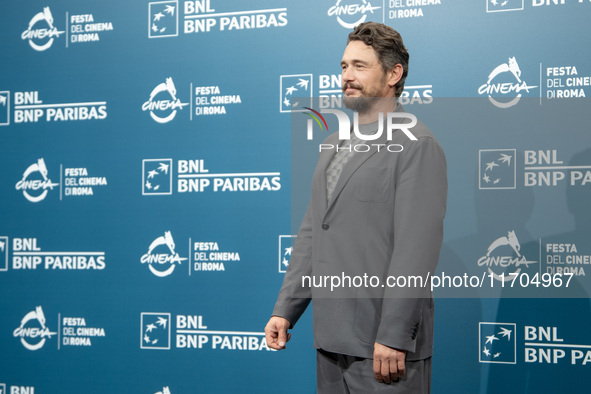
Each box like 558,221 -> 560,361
347,22 -> 409,98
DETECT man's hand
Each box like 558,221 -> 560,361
265,316 -> 291,350
373,342 -> 406,383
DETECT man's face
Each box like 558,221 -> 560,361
341,40 -> 392,113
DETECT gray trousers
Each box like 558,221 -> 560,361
317,349 -> 431,394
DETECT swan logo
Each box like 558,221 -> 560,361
328,0 -> 381,29
478,57 -> 537,108
142,78 -> 188,123
21,7 -> 65,51
15,158 -> 59,203
154,387 -> 172,394
140,231 -> 187,277
13,306 -> 56,350
477,231 -> 538,281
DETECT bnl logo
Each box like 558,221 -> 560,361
278,235 -> 295,273
143,159 -> 172,195
479,322 -> 516,364
149,1 -> 178,38
487,0 -> 524,12
479,149 -> 516,189
141,313 -> 171,349
0,91 -> 9,126
280,74 -> 312,113
0,386 -> 36,394
0,236 -> 8,272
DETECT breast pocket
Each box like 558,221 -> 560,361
353,167 -> 391,203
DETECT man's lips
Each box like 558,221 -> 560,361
344,86 -> 361,95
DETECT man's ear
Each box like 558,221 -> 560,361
387,64 -> 404,88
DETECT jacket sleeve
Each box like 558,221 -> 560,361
271,199 -> 314,328
375,136 -> 448,353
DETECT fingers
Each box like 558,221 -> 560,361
277,324 -> 288,347
396,354 -> 406,377
373,343 -> 406,384
373,359 -> 397,384
382,359 -> 392,384
373,358 -> 382,383
264,317 -> 291,350
264,320 -> 279,350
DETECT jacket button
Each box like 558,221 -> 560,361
322,224 -> 329,230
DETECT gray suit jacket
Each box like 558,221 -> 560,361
273,106 -> 447,361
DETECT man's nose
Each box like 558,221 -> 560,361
342,67 -> 354,82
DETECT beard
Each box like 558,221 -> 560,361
343,95 -> 373,113
342,78 -> 387,113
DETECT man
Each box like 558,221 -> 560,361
265,22 -> 447,393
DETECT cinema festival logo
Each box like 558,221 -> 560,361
141,231 -> 187,277
477,230 -> 537,281
142,78 -> 188,123
328,0 -> 382,29
478,57 -> 537,108
15,158 -> 59,203
21,7 -> 65,51
13,306 -> 56,350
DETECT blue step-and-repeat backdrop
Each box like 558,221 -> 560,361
1,1 -> 591,393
